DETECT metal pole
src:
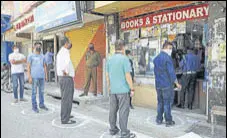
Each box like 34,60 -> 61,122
54,34 -> 57,83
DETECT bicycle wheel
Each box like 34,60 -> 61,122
4,82 -> 13,93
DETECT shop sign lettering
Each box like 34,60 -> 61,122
15,15 -> 34,30
121,4 -> 209,30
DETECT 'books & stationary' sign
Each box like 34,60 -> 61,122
121,4 -> 209,30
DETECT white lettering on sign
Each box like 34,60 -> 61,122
190,9 -> 197,18
120,4 -> 209,30
176,11 -> 182,20
182,10 -> 190,19
204,6 -> 209,16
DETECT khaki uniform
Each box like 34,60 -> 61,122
84,51 -> 101,94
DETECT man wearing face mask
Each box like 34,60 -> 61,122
153,41 -> 181,127
27,42 -> 48,113
56,37 -> 76,124
9,44 -> 27,103
79,43 -> 101,97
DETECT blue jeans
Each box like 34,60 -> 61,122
12,73 -> 24,99
32,78 -> 45,109
156,87 -> 174,122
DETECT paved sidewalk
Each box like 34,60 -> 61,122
5,83 -> 226,138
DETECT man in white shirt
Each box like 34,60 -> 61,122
56,37 -> 76,124
8,45 -> 27,103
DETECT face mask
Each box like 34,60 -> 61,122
164,49 -> 172,56
67,44 -> 72,50
167,49 -> 172,56
89,47 -> 94,51
14,48 -> 19,53
36,47 -> 41,53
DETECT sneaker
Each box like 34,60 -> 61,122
40,106 -> 48,111
130,105 -> 134,109
20,98 -> 28,102
32,108 -> 39,113
61,120 -> 76,124
176,104 -> 185,109
14,99 -> 19,103
166,120 -> 175,127
79,93 -> 88,97
121,133 -> 136,138
110,127 -> 120,135
156,120 -> 163,125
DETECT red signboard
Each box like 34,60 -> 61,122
120,4 -> 209,30
15,15 -> 34,30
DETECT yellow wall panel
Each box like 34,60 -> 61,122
65,20 -> 103,68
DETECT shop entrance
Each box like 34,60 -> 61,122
42,38 -> 59,82
171,19 -> 207,114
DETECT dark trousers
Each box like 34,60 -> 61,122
156,87 -> 173,122
47,64 -> 53,82
59,76 -> 74,123
180,74 -> 197,106
109,93 -> 130,137
84,67 -> 97,94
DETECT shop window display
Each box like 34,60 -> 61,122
120,19 -> 206,79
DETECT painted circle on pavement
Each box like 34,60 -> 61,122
52,113 -> 90,129
99,132 -> 119,138
146,114 -> 185,128
11,100 -> 30,106
21,104 -> 55,116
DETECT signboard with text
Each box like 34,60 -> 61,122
15,15 -> 34,31
34,1 -> 81,32
121,4 -> 209,30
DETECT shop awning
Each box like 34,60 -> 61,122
3,28 -> 30,42
92,1 -> 156,15
92,1 -> 199,18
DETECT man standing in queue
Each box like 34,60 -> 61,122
177,46 -> 199,110
153,41 -> 181,127
27,42 -> 48,113
79,43 -> 101,97
106,39 -> 136,138
9,44 -> 27,103
56,37 -> 76,124
125,50 -> 135,109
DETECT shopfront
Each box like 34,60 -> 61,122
98,1 -> 211,114
33,1 -> 83,83
9,11 -> 35,57
34,1 -> 106,95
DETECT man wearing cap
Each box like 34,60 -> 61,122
56,37 -> 76,124
153,41 -> 181,127
177,46 -> 199,110
9,44 -> 27,103
79,43 -> 101,97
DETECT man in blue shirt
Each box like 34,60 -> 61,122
153,41 -> 181,127
44,47 -> 54,82
177,47 -> 199,110
106,39 -> 136,138
27,42 -> 48,113
125,50 -> 135,109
